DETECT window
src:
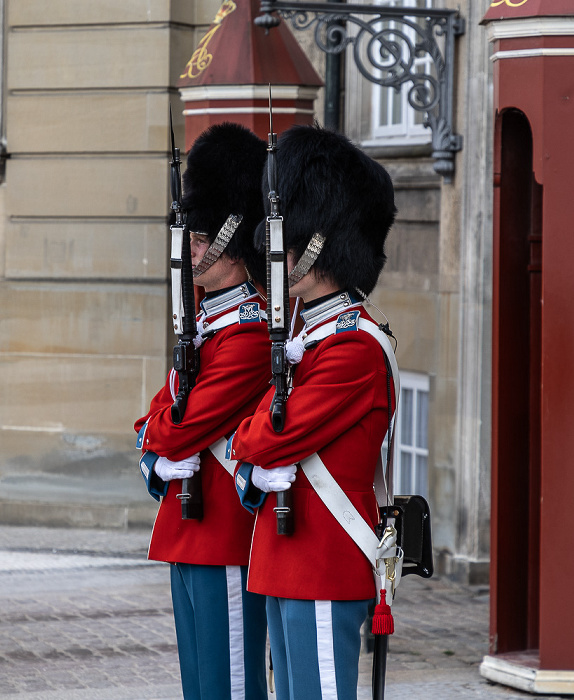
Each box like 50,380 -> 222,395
384,372 -> 430,497
345,0 -> 435,147
371,0 -> 434,144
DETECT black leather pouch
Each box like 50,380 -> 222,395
378,495 -> 433,578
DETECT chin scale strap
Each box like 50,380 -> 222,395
192,214 -> 243,278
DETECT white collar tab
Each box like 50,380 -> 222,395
200,281 -> 258,319
300,291 -> 361,330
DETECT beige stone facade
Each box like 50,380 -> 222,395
0,1 -> 203,495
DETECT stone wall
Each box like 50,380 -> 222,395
0,1 -> 196,496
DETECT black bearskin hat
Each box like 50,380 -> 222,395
182,122 -> 267,285
256,125 -> 396,296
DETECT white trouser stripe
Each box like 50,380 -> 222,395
315,600 -> 337,699
226,566 -> 245,700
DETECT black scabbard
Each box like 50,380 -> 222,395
372,634 -> 388,700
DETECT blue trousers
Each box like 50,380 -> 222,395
266,596 -> 370,700
170,563 -> 267,700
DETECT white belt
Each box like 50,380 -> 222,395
208,437 -> 236,476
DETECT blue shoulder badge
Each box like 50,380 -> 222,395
238,301 -> 261,324
335,309 -> 361,333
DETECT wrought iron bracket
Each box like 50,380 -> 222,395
256,1 -> 465,182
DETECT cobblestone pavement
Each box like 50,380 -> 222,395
0,525 -> 569,699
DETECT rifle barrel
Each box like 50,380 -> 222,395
169,104 -> 202,520
266,88 -> 293,535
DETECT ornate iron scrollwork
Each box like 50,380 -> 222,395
256,1 -> 465,182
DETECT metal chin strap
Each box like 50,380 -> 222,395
192,213 -> 243,277
287,231 -> 326,287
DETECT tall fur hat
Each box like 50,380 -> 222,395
256,124 -> 396,296
182,122 -> 267,285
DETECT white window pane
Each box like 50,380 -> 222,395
401,388 -> 413,446
399,451 -> 412,493
379,81 -> 390,127
392,88 -> 403,125
416,390 -> 428,448
415,454 -> 428,497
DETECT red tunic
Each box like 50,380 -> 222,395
134,302 -> 270,566
231,307 -> 394,601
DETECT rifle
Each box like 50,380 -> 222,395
265,87 -> 293,536
168,105 -> 203,520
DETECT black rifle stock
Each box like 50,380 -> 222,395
266,89 -> 293,535
168,106 -> 202,520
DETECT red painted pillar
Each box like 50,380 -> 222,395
176,0 -> 322,147
482,1 -> 574,693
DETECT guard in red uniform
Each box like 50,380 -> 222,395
230,125 -> 397,700
134,123 -> 269,700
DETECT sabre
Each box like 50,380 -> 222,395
266,86 -> 293,536
168,105 -> 203,520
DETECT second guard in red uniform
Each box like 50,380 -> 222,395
230,125 -> 397,700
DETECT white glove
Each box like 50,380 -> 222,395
154,453 -> 200,482
251,464 -> 297,493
